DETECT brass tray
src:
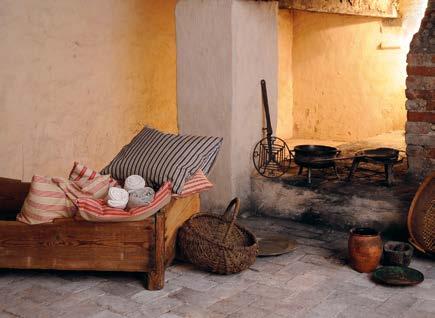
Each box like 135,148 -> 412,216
373,266 -> 424,286
257,235 -> 297,257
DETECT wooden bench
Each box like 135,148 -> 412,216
0,177 -> 199,290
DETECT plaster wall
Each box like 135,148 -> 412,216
176,0 -> 233,210
0,0 -> 177,180
291,0 -> 427,141
177,0 -> 279,210
277,9 -> 294,139
231,0 -> 278,203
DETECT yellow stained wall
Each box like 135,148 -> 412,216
291,1 -> 426,141
0,0 -> 177,181
277,9 -> 294,139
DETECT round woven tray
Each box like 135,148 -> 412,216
407,172 -> 435,255
178,198 -> 258,274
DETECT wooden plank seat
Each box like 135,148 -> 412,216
0,177 -> 199,290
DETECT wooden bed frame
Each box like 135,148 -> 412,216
0,177 -> 200,290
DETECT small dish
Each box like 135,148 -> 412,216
257,235 -> 297,257
373,266 -> 424,286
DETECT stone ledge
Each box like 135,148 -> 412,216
250,164 -> 418,236
277,0 -> 399,18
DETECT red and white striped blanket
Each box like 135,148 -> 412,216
17,162 -> 212,224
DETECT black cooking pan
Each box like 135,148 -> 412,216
357,148 -> 399,162
293,145 -> 341,169
306,147 -> 400,165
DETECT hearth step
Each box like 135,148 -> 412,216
250,169 -> 418,237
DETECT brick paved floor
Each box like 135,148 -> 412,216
0,217 -> 433,318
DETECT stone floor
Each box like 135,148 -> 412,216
0,217 -> 433,318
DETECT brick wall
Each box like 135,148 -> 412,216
406,0 -> 435,178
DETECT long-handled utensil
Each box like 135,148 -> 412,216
252,80 -> 291,178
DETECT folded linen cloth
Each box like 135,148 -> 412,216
124,175 -> 146,193
127,187 -> 155,209
107,187 -> 129,210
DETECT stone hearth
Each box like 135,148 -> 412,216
250,132 -> 419,237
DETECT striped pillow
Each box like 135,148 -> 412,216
174,170 -> 213,198
69,162 -> 118,187
17,176 -> 76,225
76,182 -> 172,222
17,174 -> 113,225
101,127 -> 222,194
55,175 -> 112,202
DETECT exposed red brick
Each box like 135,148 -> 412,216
407,111 -> 435,123
407,53 -> 435,66
407,66 -> 435,76
407,145 -> 426,157
406,122 -> 431,134
406,1 -> 435,178
405,89 -> 435,100
406,133 -> 435,147
427,99 -> 435,111
406,76 -> 435,90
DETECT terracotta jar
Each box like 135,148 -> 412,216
348,227 -> 382,273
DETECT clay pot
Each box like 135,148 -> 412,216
348,227 -> 382,273
383,241 -> 414,267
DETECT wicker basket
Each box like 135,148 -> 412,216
407,172 -> 435,255
178,198 -> 258,274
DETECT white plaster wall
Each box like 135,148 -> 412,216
231,0 -> 278,202
400,0 -> 429,45
176,0 -> 279,210
176,0 -> 234,210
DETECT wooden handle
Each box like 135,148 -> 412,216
261,79 -> 273,137
222,198 -> 240,243
261,79 -> 274,162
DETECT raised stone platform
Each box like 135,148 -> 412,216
250,158 -> 419,238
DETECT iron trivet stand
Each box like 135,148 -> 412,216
297,164 -> 341,185
347,151 -> 403,186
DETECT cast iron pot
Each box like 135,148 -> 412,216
293,145 -> 340,169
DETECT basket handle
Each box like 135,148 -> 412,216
222,197 -> 240,243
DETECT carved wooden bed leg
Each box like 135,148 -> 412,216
146,210 -> 166,290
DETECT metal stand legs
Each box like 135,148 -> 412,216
298,165 -> 339,185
